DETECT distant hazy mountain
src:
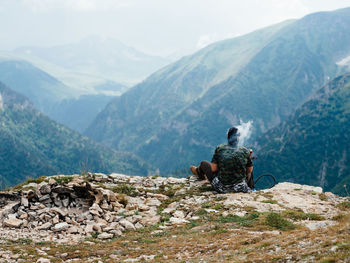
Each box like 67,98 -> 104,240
86,7 -> 350,174
0,60 -> 71,107
0,82 -> 152,188
254,73 -> 350,196
0,60 -> 117,132
14,36 -> 172,86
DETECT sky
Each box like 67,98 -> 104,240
1,0 -> 349,57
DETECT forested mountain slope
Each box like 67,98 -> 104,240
254,73 -> 350,196
0,82 -> 152,188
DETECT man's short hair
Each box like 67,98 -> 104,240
227,127 -> 239,139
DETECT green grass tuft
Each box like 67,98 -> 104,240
282,209 -> 325,221
337,201 -> 350,210
112,184 -> 139,197
264,213 -> 296,231
261,200 -> 278,204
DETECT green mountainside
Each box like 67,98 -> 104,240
0,82 -> 152,188
86,7 -> 350,174
0,60 -> 116,132
85,20 -> 293,149
254,73 -> 350,196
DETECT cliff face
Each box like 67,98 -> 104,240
0,173 -> 349,262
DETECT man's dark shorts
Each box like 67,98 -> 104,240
211,177 -> 251,193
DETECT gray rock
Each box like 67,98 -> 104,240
19,213 -> 28,220
52,222 -> 70,232
62,198 -> 69,207
53,199 -> 62,207
135,222 -> 143,229
39,195 -> 51,202
169,217 -> 189,224
36,258 -> 51,263
52,215 -> 59,224
119,219 -> 136,230
21,197 -> 29,207
3,218 -> 23,228
39,184 -> 51,195
89,203 -> 102,216
173,210 -> 185,219
67,226 -> 80,234
8,213 -> 17,219
48,178 -> 57,185
84,224 -> 94,233
145,198 -> 161,206
37,222 -> 52,230
109,229 -> 123,236
50,207 -> 67,217
140,215 -> 161,226
97,232 -> 113,239
0,202 -> 20,219
93,224 -> 102,233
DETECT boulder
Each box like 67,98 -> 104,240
39,183 -> 51,195
50,208 -> 67,217
98,232 -> 114,240
52,222 -> 70,232
37,222 -> 52,230
169,217 -> 189,224
21,197 -> 29,207
119,219 -> 136,230
173,210 -> 185,219
140,215 -> 161,226
67,226 -> 80,234
3,218 -> 23,228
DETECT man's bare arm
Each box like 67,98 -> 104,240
246,166 -> 253,175
211,163 -> 218,172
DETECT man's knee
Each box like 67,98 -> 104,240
200,161 -> 211,169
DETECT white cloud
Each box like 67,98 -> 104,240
20,0 -> 131,12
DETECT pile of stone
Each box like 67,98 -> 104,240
0,173 -> 192,243
0,173 -> 347,244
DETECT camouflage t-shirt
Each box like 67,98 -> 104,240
211,144 -> 253,185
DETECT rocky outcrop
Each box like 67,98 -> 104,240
0,173 -> 348,244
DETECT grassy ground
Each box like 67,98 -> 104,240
1,211 -> 349,262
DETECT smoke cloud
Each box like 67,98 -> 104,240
236,120 -> 253,146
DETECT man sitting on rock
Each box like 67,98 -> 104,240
190,127 -> 253,193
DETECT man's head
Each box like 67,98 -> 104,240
227,127 -> 240,146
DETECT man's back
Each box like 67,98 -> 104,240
212,144 -> 252,185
